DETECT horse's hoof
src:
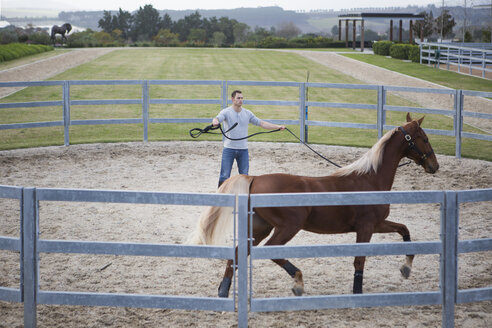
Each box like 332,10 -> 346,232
291,286 -> 304,296
400,265 -> 411,279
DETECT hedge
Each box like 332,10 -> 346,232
389,43 -> 414,60
0,43 -> 53,62
373,41 -> 393,56
408,45 -> 420,63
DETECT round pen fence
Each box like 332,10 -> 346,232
0,80 -> 491,327
0,185 -> 491,328
0,79 -> 491,157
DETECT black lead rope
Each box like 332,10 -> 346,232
189,123 -> 412,169
283,128 -> 342,168
189,123 -> 342,168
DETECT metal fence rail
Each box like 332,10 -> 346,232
0,80 -> 491,158
1,184 -> 491,328
420,42 -> 492,78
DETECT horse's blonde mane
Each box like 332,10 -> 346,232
333,128 -> 397,176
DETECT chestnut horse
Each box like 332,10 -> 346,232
188,113 -> 439,297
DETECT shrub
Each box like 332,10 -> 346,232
373,40 -> 393,56
28,31 -> 51,45
389,43 -> 413,60
408,45 -> 420,63
0,43 -> 53,62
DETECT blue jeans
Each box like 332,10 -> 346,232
219,147 -> 249,185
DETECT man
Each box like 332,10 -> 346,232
213,90 -> 285,187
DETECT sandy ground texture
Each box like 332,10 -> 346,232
284,50 -> 492,133
0,48 -> 491,327
0,140 -> 491,327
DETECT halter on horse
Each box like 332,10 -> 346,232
51,23 -> 72,45
188,113 -> 439,297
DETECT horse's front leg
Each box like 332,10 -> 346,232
375,220 -> 414,279
273,259 -> 304,296
353,229 -> 374,294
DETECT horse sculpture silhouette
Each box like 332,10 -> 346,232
51,23 -> 72,45
188,113 -> 439,297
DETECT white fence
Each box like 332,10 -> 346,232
420,42 -> 492,78
0,185 -> 491,328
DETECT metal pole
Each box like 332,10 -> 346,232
237,194 -> 249,328
142,80 -> 149,142
221,81 -> 228,109
63,81 -> 70,146
455,90 -> 463,158
22,188 -> 37,328
299,83 -> 306,143
441,191 -> 458,328
377,86 -> 384,139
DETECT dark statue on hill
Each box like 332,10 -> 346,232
51,23 -> 72,45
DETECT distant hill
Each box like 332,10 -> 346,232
2,5 -> 490,37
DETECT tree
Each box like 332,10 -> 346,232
412,11 -> 434,39
114,9 -> 132,41
153,28 -> 179,46
188,28 -> 206,43
160,13 -> 173,30
435,9 -> 455,39
331,25 -> 339,38
131,4 -> 162,41
276,22 -> 301,39
173,11 -> 203,42
212,31 -> 226,47
232,22 -> 249,44
98,10 -> 114,33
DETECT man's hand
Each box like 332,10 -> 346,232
212,117 -> 219,126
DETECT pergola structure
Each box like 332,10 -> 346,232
338,13 -> 425,52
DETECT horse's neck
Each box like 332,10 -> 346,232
372,136 -> 405,190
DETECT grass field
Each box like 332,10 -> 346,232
0,47 -> 490,161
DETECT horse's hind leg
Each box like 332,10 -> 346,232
375,220 -> 414,279
218,214 -> 273,298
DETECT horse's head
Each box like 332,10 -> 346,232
399,113 -> 439,174
65,23 -> 72,33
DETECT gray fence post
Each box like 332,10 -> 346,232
63,81 -> 70,146
377,85 -> 384,139
221,81 -> 228,109
237,194 -> 249,328
419,45 -> 422,64
142,80 -> 149,142
454,90 -> 463,158
299,83 -> 306,143
441,191 -> 458,328
22,187 -> 37,328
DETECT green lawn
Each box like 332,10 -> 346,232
0,48 -> 490,161
342,53 -> 492,92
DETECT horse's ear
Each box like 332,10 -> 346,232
406,112 -> 412,122
417,116 -> 425,126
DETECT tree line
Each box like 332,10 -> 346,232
94,4 -> 342,48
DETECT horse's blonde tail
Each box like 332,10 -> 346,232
186,175 -> 254,245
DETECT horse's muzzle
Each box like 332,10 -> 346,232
425,163 -> 439,174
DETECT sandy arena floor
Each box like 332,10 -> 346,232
0,48 -> 490,327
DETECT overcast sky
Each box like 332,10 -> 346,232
4,0 -> 440,12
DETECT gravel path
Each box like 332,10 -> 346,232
0,48 -> 116,98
